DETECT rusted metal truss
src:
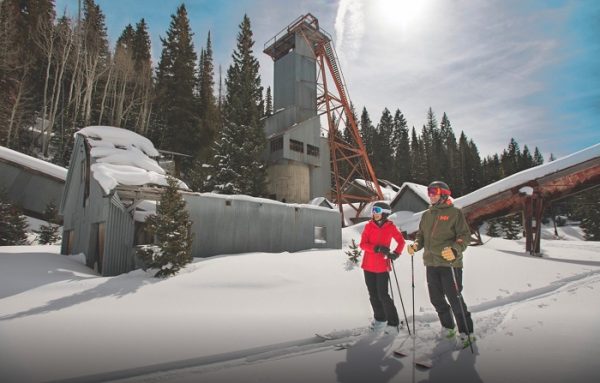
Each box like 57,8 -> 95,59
280,14 -> 383,224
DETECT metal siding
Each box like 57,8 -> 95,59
0,155 -> 65,219
274,54 -> 296,110
103,196 -> 134,276
393,190 -> 429,213
184,194 -> 341,258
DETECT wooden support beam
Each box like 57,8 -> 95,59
523,193 -> 545,256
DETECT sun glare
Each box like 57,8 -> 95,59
373,0 -> 429,32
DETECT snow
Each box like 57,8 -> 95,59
454,143 -> 600,209
76,126 -> 189,194
1,227 -> 599,383
398,182 -> 430,203
0,145 -> 67,180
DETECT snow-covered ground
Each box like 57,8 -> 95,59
1,223 -> 599,383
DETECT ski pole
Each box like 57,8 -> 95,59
411,255 -> 415,336
391,260 -> 411,336
449,264 -> 474,353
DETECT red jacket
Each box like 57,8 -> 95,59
360,219 -> 406,273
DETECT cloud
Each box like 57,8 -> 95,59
327,0 -> 599,157
334,0 -> 365,62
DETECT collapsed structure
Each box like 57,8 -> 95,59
59,126 -> 341,276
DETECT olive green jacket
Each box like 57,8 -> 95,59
414,200 -> 471,268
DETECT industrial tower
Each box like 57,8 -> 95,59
263,14 -> 383,223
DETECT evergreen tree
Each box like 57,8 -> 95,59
344,238 -> 362,270
136,177 -> 193,278
0,193 -> 28,246
391,109 -> 411,184
359,107 -> 376,160
501,138 -> 520,176
440,113 -> 459,192
482,154 -> 503,185
373,108 -> 394,180
196,31 -> 219,164
549,153 -> 556,162
486,219 -> 501,237
466,139 -> 482,193
35,201 -> 61,244
533,147 -> 544,166
410,126 -> 427,185
130,18 -> 153,135
153,4 -> 200,177
206,14 -> 266,196
265,86 -> 273,116
500,214 -> 522,240
519,145 -> 534,171
423,107 -> 442,181
575,189 -> 600,241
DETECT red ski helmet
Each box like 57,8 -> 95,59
427,181 -> 451,198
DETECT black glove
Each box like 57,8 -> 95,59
374,245 -> 390,254
387,251 -> 400,261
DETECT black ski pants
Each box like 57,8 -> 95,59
426,266 -> 474,334
364,270 -> 400,327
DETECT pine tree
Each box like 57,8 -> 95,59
345,239 -> 362,270
0,193 -> 28,246
359,107 -> 376,160
486,219 -> 501,237
265,86 -> 273,116
410,126 -> 427,185
576,189 -> 600,241
196,31 -> 219,163
500,214 -> 522,240
344,238 -> 362,270
206,14 -> 266,197
533,147 -> 544,166
423,107 -> 442,181
391,109 -> 411,184
440,113 -> 459,193
154,4 -> 200,177
131,18 -> 153,135
373,108 -> 394,180
35,201 -> 61,244
136,177 -> 193,278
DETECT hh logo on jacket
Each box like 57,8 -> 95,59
439,215 -> 449,221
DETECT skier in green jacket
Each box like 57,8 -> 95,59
407,181 -> 474,347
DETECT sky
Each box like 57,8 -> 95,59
53,0 -> 600,158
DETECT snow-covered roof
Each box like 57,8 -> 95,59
352,179 -> 398,201
455,143 -> 600,209
0,145 -> 67,181
77,126 -> 188,194
395,182 -> 429,203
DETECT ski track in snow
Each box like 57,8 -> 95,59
48,270 -> 600,383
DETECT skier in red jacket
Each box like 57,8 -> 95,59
359,201 -> 406,334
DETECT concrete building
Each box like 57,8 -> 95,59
262,19 -> 331,203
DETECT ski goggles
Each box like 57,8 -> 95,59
372,206 -> 391,215
428,187 -> 451,197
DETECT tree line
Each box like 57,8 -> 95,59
0,0 -> 268,196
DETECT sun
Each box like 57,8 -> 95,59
372,0 -> 429,32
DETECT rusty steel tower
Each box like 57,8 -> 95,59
264,14 -> 383,224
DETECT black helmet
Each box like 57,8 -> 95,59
428,181 -> 451,201
372,201 -> 392,219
